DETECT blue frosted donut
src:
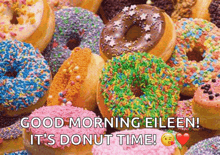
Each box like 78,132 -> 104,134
4,150 -> 28,155
43,7 -> 104,76
0,40 -> 51,116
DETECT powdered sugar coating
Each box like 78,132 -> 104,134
92,129 -> 177,155
26,105 -> 106,149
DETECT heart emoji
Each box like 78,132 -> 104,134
176,133 -> 190,145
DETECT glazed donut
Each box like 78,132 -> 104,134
47,47 -> 104,111
23,105 -> 106,155
43,7 -> 104,76
99,0 -> 175,23
192,78 -> 220,130
92,129 -> 181,155
0,117 -> 23,154
99,4 -> 176,62
174,99 -> 220,147
185,136 -> 220,155
0,40 -> 51,117
47,0 -> 103,12
0,0 -> 55,52
168,18 -> 220,97
97,52 -> 181,130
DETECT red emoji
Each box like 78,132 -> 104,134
176,133 -> 190,145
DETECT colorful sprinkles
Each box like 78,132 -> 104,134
168,18 -> 220,96
100,52 -> 181,126
43,7 -> 104,76
0,119 -> 22,140
0,40 -> 51,111
47,47 -> 91,106
4,150 -> 28,155
175,99 -> 202,131
185,136 -> 220,155
0,0 -> 39,40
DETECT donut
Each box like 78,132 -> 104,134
167,18 -> 220,97
0,0 -> 55,52
92,129 -> 181,155
0,40 -> 51,117
47,47 -> 104,111
171,0 -> 197,22
192,78 -> 220,130
174,99 -> 220,147
209,0 -> 220,28
23,105 -> 106,155
99,4 -> 176,62
97,52 -> 181,130
185,136 -> 220,155
98,0 -> 175,23
4,150 -> 28,155
0,117 -> 23,154
43,7 -> 104,76
47,0 -> 102,12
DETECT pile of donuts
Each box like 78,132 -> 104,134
1,0 -> 220,154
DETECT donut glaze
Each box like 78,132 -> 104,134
193,79 -> 220,113
193,78 -> 220,129
100,5 -> 165,60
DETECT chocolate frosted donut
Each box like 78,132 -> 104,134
209,0 -> 220,28
99,0 -> 174,21
100,4 -> 176,61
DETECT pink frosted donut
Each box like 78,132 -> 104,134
23,105 -> 106,155
92,129 -> 179,155
193,78 -> 220,130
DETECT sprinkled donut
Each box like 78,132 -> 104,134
99,4 -> 176,62
0,0 -> 55,52
92,129 -> 180,155
97,52 -> 181,130
0,117 -> 23,154
0,40 -> 51,117
43,7 -> 104,76
47,47 -> 104,111
168,18 -> 220,97
185,136 -> 220,155
174,99 -> 220,147
4,150 -> 28,155
23,105 -> 106,155
193,78 -> 220,130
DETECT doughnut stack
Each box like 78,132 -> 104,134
1,0 -> 220,154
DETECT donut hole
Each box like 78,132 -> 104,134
4,70 -> 17,78
131,84 -> 144,97
66,33 -> 81,50
10,12 -> 19,25
125,24 -> 143,42
187,47 -> 205,62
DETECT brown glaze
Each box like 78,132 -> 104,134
100,5 -> 165,60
